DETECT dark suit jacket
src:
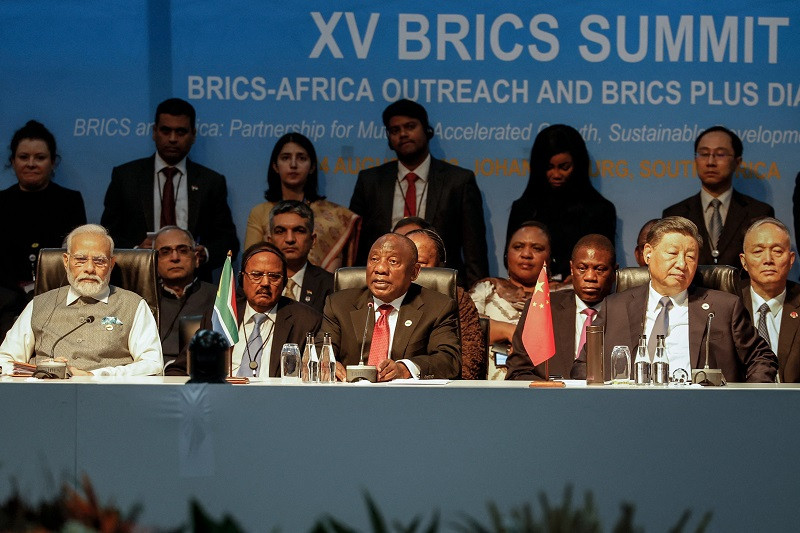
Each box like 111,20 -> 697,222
507,289 -> 603,381
349,157 -> 489,287
101,155 -> 239,271
570,284 -> 778,383
166,294 -> 322,377
662,190 -> 773,267
321,283 -> 461,379
741,280 -> 800,383
298,262 -> 333,314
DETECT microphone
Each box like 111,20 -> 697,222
692,312 -> 725,386
347,302 -> 378,383
38,316 -> 95,379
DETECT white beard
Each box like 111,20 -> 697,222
66,270 -> 109,298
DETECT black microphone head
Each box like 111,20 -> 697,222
84,316 -> 95,323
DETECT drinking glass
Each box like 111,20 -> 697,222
280,343 -> 301,381
610,346 -> 632,384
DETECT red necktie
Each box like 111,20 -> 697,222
403,173 -> 418,217
368,304 -> 393,366
160,166 -> 178,227
576,307 -> 597,358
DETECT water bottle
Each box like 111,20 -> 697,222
319,333 -> 337,383
634,335 -> 651,385
302,332 -> 319,383
652,334 -> 670,385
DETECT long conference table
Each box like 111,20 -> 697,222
2,376 -> 798,531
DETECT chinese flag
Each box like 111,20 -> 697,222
521,266 -> 556,366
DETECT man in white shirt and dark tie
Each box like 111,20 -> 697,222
739,217 -> 800,382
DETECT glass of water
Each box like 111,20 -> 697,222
610,345 -> 632,384
280,343 -> 301,381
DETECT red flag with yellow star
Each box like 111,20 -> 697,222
521,265 -> 555,366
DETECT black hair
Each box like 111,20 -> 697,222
694,125 -> 743,158
264,132 -> 323,202
240,241 -> 288,284
519,124 -> 592,200
155,98 -> 196,130
7,120 -> 59,168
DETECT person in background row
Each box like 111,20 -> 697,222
663,125 -> 773,267
154,226 -> 216,367
246,132 -> 361,272
322,233 -> 461,381
507,234 -> 617,381
571,216 -> 777,383
0,120 -> 86,294
268,200 -> 333,313
102,98 -> 239,278
507,124 -> 615,282
0,224 -> 162,376
406,228 -> 486,379
739,217 -> 800,382
350,99 -> 489,288
634,219 -> 659,267
166,242 -> 321,378
470,221 -> 551,380
393,216 -> 432,235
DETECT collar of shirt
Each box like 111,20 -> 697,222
398,154 -> 431,182
243,301 -> 278,326
290,262 -> 308,295
700,186 -> 733,214
647,283 -> 688,313
160,278 -> 197,299
750,286 -> 786,316
66,285 -> 111,305
154,152 -> 188,177
372,293 -> 406,312
574,295 -> 600,315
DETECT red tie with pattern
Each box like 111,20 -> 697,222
368,304 -> 394,366
404,173 -> 418,217
160,166 -> 178,227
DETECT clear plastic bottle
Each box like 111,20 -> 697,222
652,334 -> 670,385
302,332 -> 319,383
319,333 -> 337,383
634,335 -> 651,385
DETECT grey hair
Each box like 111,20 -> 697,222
646,216 -> 704,250
154,225 -> 196,248
269,200 -> 314,232
743,217 -> 791,247
64,224 -> 115,255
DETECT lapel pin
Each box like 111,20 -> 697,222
701,303 -> 710,310
191,185 -> 199,191
791,312 -> 798,319
404,319 -> 412,327
304,295 -> 311,302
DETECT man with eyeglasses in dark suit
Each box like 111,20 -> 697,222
663,125 -> 773,267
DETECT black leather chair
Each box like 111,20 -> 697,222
333,266 -> 458,301
35,248 -> 160,323
615,265 -> 741,295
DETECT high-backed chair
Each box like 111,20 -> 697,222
35,248 -> 160,323
615,265 -> 741,295
334,266 -> 458,301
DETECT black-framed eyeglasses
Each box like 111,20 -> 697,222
243,271 -> 284,284
157,245 -> 194,257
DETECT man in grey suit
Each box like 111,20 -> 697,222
662,125 -> 773,267
739,217 -> 800,382
349,99 -> 488,287
268,200 -> 333,314
101,98 -> 238,274
323,233 -> 460,382
507,234 -> 617,380
571,217 -> 777,383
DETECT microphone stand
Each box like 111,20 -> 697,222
691,312 -> 725,386
346,302 -> 378,383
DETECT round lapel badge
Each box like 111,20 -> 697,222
701,303 -> 710,310
404,319 -> 412,327
791,311 -> 798,319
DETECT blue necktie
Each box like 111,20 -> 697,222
237,313 -> 268,377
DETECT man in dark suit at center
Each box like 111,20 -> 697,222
349,99 -> 488,287
507,234 -> 617,380
101,98 -> 239,277
268,200 -> 333,314
571,216 -> 777,383
739,217 -> 800,382
662,125 -> 773,267
166,242 -> 321,377
323,233 -> 460,381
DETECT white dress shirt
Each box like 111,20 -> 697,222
372,293 -> 420,379
284,263 -> 307,301
750,287 -> 785,351
0,286 -> 163,376
391,155 -> 431,228
230,302 -> 278,378
643,283 -> 690,375
153,153 -> 189,230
